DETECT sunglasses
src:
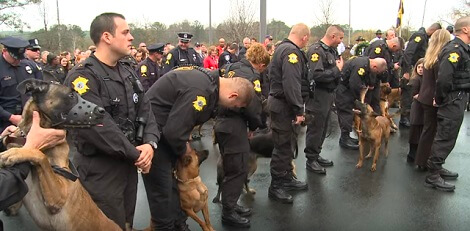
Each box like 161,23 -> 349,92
28,48 -> 40,52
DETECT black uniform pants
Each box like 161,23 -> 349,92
268,97 -> 297,180
400,79 -> 413,118
75,154 -> 138,230
335,85 -> 355,134
304,88 -> 334,160
415,104 -> 438,167
142,139 -> 186,231
428,92 -> 468,171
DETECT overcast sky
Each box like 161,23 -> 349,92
13,0 -> 462,32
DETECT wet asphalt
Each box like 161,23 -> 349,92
2,111 -> 470,231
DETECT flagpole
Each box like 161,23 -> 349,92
421,0 -> 428,27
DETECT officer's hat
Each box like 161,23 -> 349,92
177,32 -> 193,43
0,36 -> 29,60
147,43 -> 165,54
376,29 -> 383,35
27,38 -> 41,49
355,36 -> 365,42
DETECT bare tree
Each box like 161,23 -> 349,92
315,0 -> 335,26
451,0 -> 470,20
217,0 -> 257,43
37,1 -> 48,31
0,0 -> 41,30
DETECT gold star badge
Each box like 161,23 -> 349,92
72,76 -> 90,95
311,53 -> 319,62
448,52 -> 459,63
227,71 -> 235,78
193,96 -> 207,111
288,53 -> 298,64
414,36 -> 421,43
253,79 -> 261,92
140,65 -> 147,77
374,47 -> 381,54
357,68 -> 365,76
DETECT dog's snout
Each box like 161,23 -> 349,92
95,106 -> 106,116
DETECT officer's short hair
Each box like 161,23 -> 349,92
455,16 -> 470,34
231,77 -> 254,107
428,23 -> 442,31
90,12 -> 125,45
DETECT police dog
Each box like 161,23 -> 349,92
379,84 -> 399,132
0,79 -> 121,230
353,100 -> 391,172
175,143 -> 214,231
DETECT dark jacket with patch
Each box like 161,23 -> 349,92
162,46 -> 203,75
64,54 -> 159,162
337,57 -> 372,102
307,40 -> 340,91
146,67 -> 219,156
218,50 -> 238,68
23,59 -> 43,80
401,27 -> 428,72
136,57 -> 160,92
365,40 -> 393,84
43,64 -> 66,84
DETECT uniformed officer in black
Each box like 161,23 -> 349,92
43,53 -> 67,84
0,36 -> 35,132
400,23 -> 441,127
364,37 -> 403,114
23,38 -> 43,80
144,66 -> 254,230
218,42 -> 239,68
304,25 -> 344,173
137,42 -> 165,92
335,57 -> 387,144
216,43 -> 270,228
267,23 -> 310,204
162,32 -> 203,75
425,16 -> 470,192
64,13 -> 159,230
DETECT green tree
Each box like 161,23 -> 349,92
267,19 -> 290,40
0,0 -> 41,31
31,24 -> 90,54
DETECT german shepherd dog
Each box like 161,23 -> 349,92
0,79 -> 121,230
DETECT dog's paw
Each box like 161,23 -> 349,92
355,163 -> 363,169
0,148 -> 42,166
248,188 -> 256,194
370,165 -> 377,172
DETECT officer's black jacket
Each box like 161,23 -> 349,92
146,67 -> 219,156
341,57 -> 371,100
136,57 -> 160,92
268,38 -> 307,116
162,46 -> 203,75
0,163 -> 30,211
43,64 -> 66,84
307,40 -> 340,90
0,56 -> 35,120
65,54 -> 159,161
22,59 -> 43,80
218,50 -> 238,68
435,37 -> 470,105
401,27 -> 428,71
365,40 -> 393,83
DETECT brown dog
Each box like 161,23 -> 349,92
175,143 -> 215,231
0,79 -> 120,230
354,100 -> 391,172
379,84 -> 399,131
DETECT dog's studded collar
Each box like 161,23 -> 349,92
52,160 -> 79,182
173,170 -> 200,184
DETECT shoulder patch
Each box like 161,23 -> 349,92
25,65 -> 32,74
374,47 -> 381,54
140,65 -> 148,77
72,76 -> 90,95
288,53 -> 298,64
224,55 -> 230,61
448,52 -> 459,63
193,95 -> 207,111
414,36 -> 421,43
253,79 -> 261,92
311,53 -> 319,62
165,53 -> 172,64
227,70 -> 235,78
358,68 -> 365,76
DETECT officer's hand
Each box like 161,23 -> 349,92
394,62 -> 400,70
336,56 -> 344,71
248,130 -> 254,139
135,144 -> 154,169
24,111 -> 66,150
433,98 -> 438,107
368,86 -> 375,90
403,72 -> 410,80
9,115 -> 22,126
294,115 -> 305,125
413,94 -> 419,99
1,125 -> 17,138
384,82 -> 390,88
140,163 -> 151,174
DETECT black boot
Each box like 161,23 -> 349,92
174,221 -> 191,231
268,179 -> 293,204
222,210 -> 250,228
425,172 -> 455,192
339,132 -> 359,150
350,136 -> 359,145
234,204 -> 252,217
399,116 -> 410,127
306,159 -> 326,174
407,143 -> 418,163
280,174 -> 308,191
317,156 -> 334,167
439,168 -> 459,180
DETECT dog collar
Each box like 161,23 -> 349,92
173,170 -> 200,184
52,160 -> 79,182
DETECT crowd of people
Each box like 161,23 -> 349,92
1,11 -> 470,230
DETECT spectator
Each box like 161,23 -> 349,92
217,38 -> 226,56
204,45 -> 219,70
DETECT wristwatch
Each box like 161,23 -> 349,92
147,141 -> 158,150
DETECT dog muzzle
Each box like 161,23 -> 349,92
52,94 -> 105,128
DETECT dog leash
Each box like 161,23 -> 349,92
51,160 -> 79,182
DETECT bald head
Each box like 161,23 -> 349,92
386,37 -> 404,52
455,16 -> 470,34
288,23 -> 310,48
370,57 -> 387,74
426,23 -> 442,36
386,29 -> 396,40
323,25 -> 344,47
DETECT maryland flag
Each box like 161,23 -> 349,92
396,0 -> 404,28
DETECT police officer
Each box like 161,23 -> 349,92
216,43 -> 270,228
43,53 -> 66,84
364,37 -> 403,114
162,32 -> 203,75
304,25 -> 344,173
0,37 -> 35,132
267,23 -> 310,204
137,42 -> 165,92
218,43 -> 239,68
425,16 -> 470,192
23,38 -> 43,80
400,23 -> 441,127
64,13 -> 159,230
335,57 -> 387,144
144,66 -> 255,230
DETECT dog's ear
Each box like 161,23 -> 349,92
182,155 -> 193,166
17,79 -> 49,95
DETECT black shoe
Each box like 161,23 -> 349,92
406,155 -> 415,163
350,137 -> 359,145
306,159 -> 326,174
222,211 -> 250,228
439,168 -> 459,180
234,204 -> 252,217
399,118 -> 410,127
317,156 -> 334,167
280,176 -> 308,191
425,174 -> 455,192
268,186 -> 293,204
174,222 -> 191,231
339,137 -> 359,150
417,165 -> 428,171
